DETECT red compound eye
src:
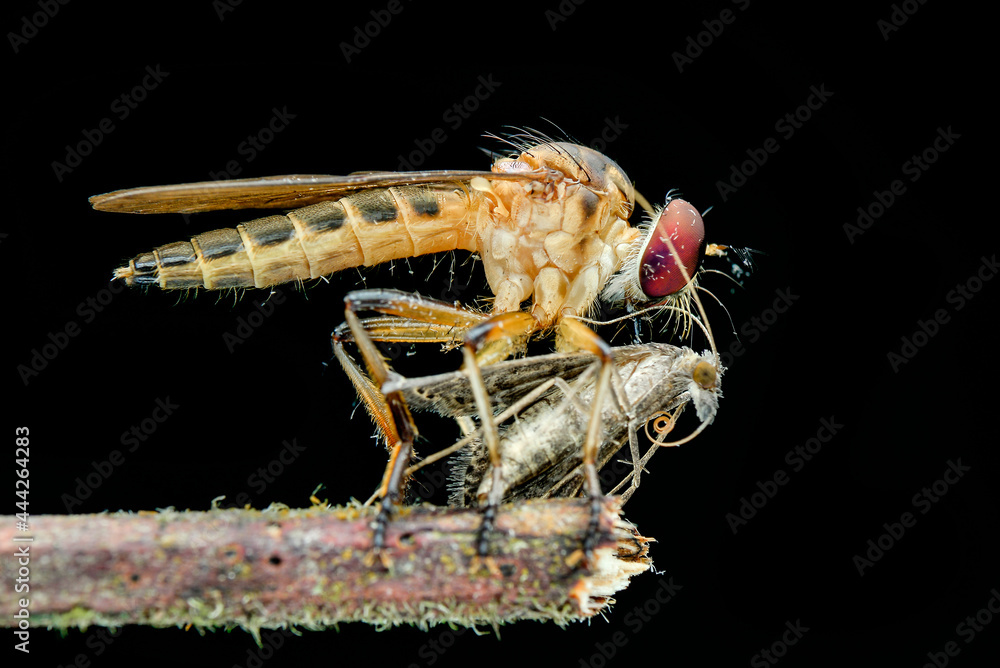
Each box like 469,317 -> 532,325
638,199 -> 706,299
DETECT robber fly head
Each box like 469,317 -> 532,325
601,192 -> 707,335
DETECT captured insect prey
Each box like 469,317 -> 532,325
337,337 -> 722,507
449,344 -> 721,507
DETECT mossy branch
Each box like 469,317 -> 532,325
2,498 -> 650,640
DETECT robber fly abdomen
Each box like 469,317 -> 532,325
114,184 -> 478,289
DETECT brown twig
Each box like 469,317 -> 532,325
2,498 -> 650,640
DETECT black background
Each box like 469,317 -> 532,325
6,1 -> 995,666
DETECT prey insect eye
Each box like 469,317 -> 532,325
638,199 -> 706,299
692,360 -> 717,389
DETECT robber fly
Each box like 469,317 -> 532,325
93,132 -> 725,559
92,135 -> 715,356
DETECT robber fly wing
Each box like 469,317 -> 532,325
89,169 -> 544,214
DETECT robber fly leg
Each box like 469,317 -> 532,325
338,300 -> 419,565
331,288 -> 491,449
557,318 -> 615,557
461,312 -> 536,556
335,288 -> 485,344
332,334 -> 395,448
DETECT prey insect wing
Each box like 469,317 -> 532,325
391,349 -> 597,419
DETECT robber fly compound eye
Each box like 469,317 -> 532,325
599,196 -> 712,338
638,198 -> 706,300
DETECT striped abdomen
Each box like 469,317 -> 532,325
115,185 -> 477,289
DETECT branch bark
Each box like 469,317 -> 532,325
2,498 -> 650,639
